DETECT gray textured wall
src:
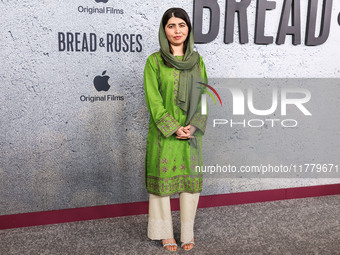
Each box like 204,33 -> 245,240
1,0 -> 339,215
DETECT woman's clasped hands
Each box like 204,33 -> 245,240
175,124 -> 196,139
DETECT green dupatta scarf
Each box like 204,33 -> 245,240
158,20 -> 202,126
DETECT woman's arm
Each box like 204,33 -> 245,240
144,55 -> 182,138
190,55 -> 208,135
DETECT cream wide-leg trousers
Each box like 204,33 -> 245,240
147,192 -> 200,243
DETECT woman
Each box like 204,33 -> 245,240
143,7 -> 208,252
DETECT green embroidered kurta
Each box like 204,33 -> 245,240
144,51 -> 208,196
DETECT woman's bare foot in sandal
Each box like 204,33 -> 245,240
162,238 -> 178,251
182,237 -> 194,250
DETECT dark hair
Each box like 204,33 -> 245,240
161,8 -> 192,67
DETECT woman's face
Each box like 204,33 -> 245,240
164,16 -> 189,48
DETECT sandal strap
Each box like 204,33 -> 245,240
163,243 -> 178,247
181,241 -> 195,248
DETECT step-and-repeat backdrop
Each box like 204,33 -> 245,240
1,0 -> 340,215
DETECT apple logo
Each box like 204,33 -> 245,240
95,0 -> 109,3
93,71 -> 110,92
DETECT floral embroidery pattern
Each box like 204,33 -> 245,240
162,166 -> 168,173
161,158 -> 168,164
180,164 -> 186,170
146,175 -> 203,196
156,113 -> 181,138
